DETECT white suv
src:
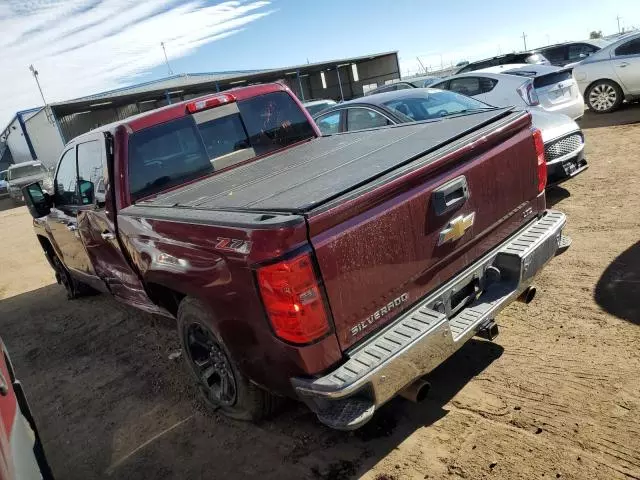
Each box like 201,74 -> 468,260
572,32 -> 640,113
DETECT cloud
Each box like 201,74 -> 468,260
0,0 -> 273,126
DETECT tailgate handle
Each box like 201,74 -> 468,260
433,176 -> 469,216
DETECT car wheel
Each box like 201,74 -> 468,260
52,255 -> 93,300
177,297 -> 276,421
586,80 -> 623,113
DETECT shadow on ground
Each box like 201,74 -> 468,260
0,284 -> 503,479
0,197 -> 21,212
595,241 -> 640,325
546,186 -> 571,208
578,102 -> 640,130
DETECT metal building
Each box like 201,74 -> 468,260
2,51 -> 400,167
50,51 -> 400,143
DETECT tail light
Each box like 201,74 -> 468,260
186,93 -> 236,113
517,81 -> 540,106
256,252 -> 331,344
532,128 -> 547,193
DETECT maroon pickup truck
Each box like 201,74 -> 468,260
22,83 -> 569,430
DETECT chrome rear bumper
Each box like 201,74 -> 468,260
292,210 -> 567,430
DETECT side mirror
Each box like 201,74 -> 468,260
22,182 -> 51,218
579,53 -> 587,58
78,179 -> 95,205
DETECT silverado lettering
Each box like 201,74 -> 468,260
351,293 -> 410,336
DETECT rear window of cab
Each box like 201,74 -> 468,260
128,91 -> 315,202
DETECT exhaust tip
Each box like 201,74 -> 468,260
400,378 -> 431,403
518,286 -> 537,304
415,383 -> 430,403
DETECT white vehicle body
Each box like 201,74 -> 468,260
432,64 -> 585,120
572,32 -> 640,113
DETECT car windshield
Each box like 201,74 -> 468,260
382,90 -> 494,121
305,101 -> 335,116
8,164 -> 46,180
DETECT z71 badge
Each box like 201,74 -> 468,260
351,293 -> 409,336
215,237 -> 252,254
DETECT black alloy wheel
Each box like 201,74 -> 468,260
184,322 -> 237,407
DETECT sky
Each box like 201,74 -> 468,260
1,0 -> 640,126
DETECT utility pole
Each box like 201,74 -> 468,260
521,32 -> 528,51
28,64 -> 47,106
28,64 -> 53,123
416,57 -> 427,74
617,15 -> 622,33
161,42 -> 174,75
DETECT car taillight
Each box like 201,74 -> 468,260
532,128 -> 547,193
517,81 -> 539,106
186,93 -> 236,113
256,252 -> 331,344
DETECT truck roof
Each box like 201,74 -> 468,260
140,108 -> 514,214
71,83 -> 289,143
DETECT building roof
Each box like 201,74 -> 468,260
51,51 -> 398,114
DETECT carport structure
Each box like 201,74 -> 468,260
50,51 -> 400,142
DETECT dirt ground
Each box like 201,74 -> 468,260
0,106 -> 639,480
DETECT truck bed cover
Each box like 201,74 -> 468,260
142,108 -> 513,213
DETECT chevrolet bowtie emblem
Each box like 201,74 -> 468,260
438,212 -> 475,245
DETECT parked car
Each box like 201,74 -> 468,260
314,88 -> 587,186
456,51 -> 550,74
431,64 -> 584,120
535,39 -> 611,67
22,83 -> 568,430
572,32 -> 640,113
6,162 -> 52,203
0,338 -> 54,479
0,170 -> 7,197
302,99 -> 337,116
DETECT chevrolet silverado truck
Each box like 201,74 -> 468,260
22,83 -> 569,430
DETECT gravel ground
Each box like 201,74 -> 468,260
0,107 -> 638,480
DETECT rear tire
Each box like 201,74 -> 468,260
586,80 -> 623,113
177,297 -> 276,421
52,255 -> 93,300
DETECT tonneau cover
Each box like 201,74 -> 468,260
142,109 -> 511,213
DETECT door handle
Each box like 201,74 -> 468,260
618,62 -> 629,68
433,176 -> 469,216
101,232 -> 115,241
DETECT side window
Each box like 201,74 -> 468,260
543,46 -> 567,64
346,108 -> 391,132
55,148 -> 78,206
449,77 -> 483,96
615,38 -> 640,56
315,111 -> 342,135
478,77 -> 498,94
77,140 -> 105,205
568,44 -> 597,61
430,80 -> 450,90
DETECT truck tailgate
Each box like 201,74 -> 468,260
308,111 -> 541,350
